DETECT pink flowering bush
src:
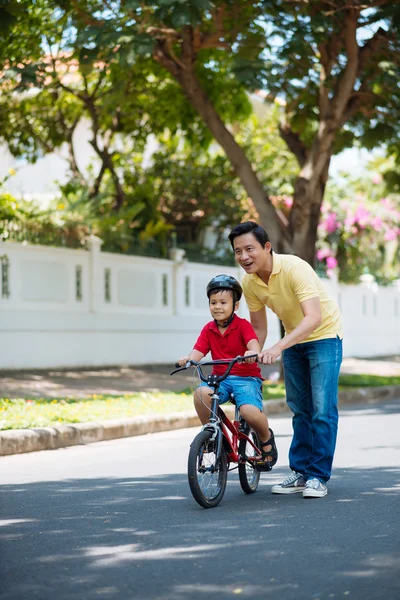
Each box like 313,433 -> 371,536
316,187 -> 400,284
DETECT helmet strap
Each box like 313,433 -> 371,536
214,308 -> 236,329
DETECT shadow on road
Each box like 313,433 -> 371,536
1,466 -> 399,600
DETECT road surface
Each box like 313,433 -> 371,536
1,400 -> 400,600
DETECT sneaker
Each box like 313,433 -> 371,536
303,478 -> 328,498
271,471 -> 306,494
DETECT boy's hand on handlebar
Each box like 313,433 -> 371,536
177,356 -> 190,367
258,345 -> 281,365
243,350 -> 258,363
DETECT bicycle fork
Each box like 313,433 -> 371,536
201,393 -> 224,464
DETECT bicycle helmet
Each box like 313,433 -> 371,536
206,274 -> 242,328
206,274 -> 242,301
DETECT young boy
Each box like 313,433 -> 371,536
177,274 -> 277,467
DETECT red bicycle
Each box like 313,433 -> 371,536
171,355 -> 269,508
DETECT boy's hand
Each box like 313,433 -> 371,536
244,350 -> 258,363
177,356 -> 190,367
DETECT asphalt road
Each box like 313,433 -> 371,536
1,400 -> 400,600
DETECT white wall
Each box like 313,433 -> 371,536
0,240 -> 399,369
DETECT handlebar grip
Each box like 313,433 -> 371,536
175,363 -> 180,368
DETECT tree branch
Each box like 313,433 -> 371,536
329,9 -> 359,124
279,123 -> 308,167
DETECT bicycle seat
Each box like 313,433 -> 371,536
229,393 -> 236,405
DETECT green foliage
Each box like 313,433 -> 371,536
256,1 -> 400,154
0,191 -> 89,247
1,0 -> 399,266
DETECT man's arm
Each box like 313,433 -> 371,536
249,308 -> 268,349
259,297 -> 322,364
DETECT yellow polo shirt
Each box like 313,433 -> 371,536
242,253 -> 343,343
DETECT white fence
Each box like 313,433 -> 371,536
0,238 -> 399,369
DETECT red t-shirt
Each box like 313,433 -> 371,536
193,314 -> 262,378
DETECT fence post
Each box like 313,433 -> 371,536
87,235 -> 104,313
169,247 -> 186,316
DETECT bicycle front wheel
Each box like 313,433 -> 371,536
238,426 -> 261,494
187,429 -> 228,509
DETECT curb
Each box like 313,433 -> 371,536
1,386 -> 399,457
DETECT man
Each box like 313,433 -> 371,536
228,221 -> 343,498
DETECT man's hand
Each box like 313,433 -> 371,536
244,349 -> 258,363
258,345 -> 282,365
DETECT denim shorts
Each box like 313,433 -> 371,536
198,376 -> 263,411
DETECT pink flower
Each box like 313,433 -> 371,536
354,205 -> 370,228
371,217 -> 383,231
326,256 -> 338,270
324,213 -> 338,234
317,248 -> 332,261
344,214 -> 355,229
372,174 -> 382,185
384,228 -> 399,242
283,196 -> 293,208
380,198 -> 392,210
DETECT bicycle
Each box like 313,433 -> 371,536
170,355 -> 271,508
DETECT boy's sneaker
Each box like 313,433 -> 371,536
271,471 -> 306,494
303,478 -> 328,498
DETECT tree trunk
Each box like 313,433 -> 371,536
289,158 -> 330,266
154,42 -> 292,252
285,117 -> 334,264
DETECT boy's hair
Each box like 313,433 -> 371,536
206,274 -> 242,304
228,221 -> 272,253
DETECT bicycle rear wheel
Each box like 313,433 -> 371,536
238,425 -> 261,494
187,429 -> 228,508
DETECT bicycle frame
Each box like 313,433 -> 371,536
171,354 -> 262,465
171,355 -> 264,508
204,392 -> 261,466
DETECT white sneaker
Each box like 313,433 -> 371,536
303,478 -> 328,498
271,471 -> 306,494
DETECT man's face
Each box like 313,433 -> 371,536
233,233 -> 271,274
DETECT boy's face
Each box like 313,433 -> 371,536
233,232 -> 272,274
209,289 -> 238,324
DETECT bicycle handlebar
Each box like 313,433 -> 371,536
170,354 -> 259,384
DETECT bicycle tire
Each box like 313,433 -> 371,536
238,425 -> 261,494
187,429 -> 228,508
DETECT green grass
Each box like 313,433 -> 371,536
0,392 -> 194,431
1,373 -> 398,431
338,374 -> 400,387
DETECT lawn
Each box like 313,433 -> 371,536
1,374 -> 398,431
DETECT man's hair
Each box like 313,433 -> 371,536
228,221 -> 271,250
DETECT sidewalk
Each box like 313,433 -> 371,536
1,356 -> 399,457
1,356 -> 400,400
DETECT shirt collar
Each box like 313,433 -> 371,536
210,313 -> 239,333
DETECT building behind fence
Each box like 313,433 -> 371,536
0,237 -> 399,369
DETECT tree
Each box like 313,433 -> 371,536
1,1 -> 253,215
149,105 -> 298,245
70,0 -> 400,264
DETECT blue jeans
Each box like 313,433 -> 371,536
283,336 -> 342,483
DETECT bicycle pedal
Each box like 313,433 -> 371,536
255,461 -> 273,472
